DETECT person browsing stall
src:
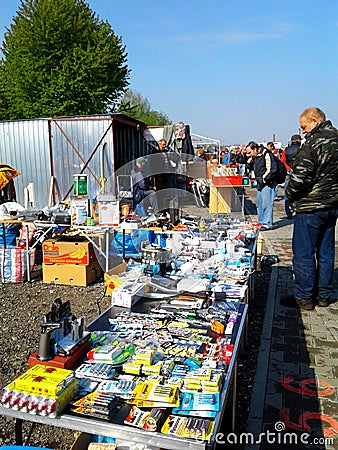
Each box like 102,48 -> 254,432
283,107 -> 338,310
151,139 -> 181,210
131,157 -> 158,214
245,141 -> 278,230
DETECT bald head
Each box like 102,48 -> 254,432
300,107 -> 326,134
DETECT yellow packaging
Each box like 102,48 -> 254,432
183,380 -> 202,391
186,368 -> 212,382
14,365 -> 75,396
4,378 -> 78,416
144,375 -> 163,384
134,348 -> 154,365
141,362 -> 163,376
123,363 -> 141,375
129,381 -> 180,407
28,364 -> 74,379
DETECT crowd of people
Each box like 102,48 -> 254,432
129,107 -> 338,312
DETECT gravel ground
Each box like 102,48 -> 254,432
0,255 -> 271,449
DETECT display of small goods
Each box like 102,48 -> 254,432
0,365 -> 78,417
71,307 -> 241,440
0,301 -> 243,440
0,219 -> 257,444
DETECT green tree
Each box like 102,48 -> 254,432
118,89 -> 172,126
0,0 -> 130,120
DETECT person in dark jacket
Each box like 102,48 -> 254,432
151,139 -> 182,210
235,148 -> 247,176
283,107 -> 338,310
131,157 -> 158,214
281,134 -> 301,218
152,139 -> 172,192
245,141 -> 278,230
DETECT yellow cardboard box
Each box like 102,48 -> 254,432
42,237 -> 94,265
43,260 -> 102,286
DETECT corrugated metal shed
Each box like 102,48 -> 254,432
0,114 -> 148,209
0,119 -> 51,210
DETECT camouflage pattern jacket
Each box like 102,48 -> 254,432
286,120 -> 338,212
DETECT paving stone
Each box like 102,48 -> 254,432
312,366 -> 334,378
308,353 -> 317,365
329,350 -> 338,359
270,350 -> 284,362
265,393 -> 283,410
273,320 -> 286,330
285,317 -> 303,330
262,404 -> 280,424
271,335 -> 285,346
310,324 -> 333,334
299,363 -> 318,376
267,370 -> 285,383
266,379 -> 285,395
284,348 -> 309,364
317,377 -> 338,389
269,359 -> 300,373
319,396 -> 338,413
314,354 -> 338,367
283,394 -> 322,411
313,336 -> 337,347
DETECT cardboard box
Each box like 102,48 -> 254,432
97,194 -> 120,226
43,260 -> 102,286
111,282 -> 145,308
14,365 -> 75,396
42,237 -> 94,265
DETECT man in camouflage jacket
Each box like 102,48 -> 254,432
284,107 -> 338,310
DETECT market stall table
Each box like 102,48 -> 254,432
0,298 -> 248,450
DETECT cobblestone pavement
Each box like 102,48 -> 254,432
244,188 -> 338,450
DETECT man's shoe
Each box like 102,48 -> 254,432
316,298 -> 329,307
296,298 -> 315,310
260,225 -> 272,231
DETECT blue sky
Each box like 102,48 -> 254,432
1,0 -> 337,146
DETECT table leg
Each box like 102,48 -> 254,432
15,418 -> 23,445
231,359 -> 237,432
25,224 -> 31,282
105,229 -> 110,273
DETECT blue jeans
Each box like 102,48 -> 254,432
292,208 -> 338,300
256,183 -> 276,228
238,163 -> 246,176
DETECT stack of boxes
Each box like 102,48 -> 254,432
42,236 -> 102,286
